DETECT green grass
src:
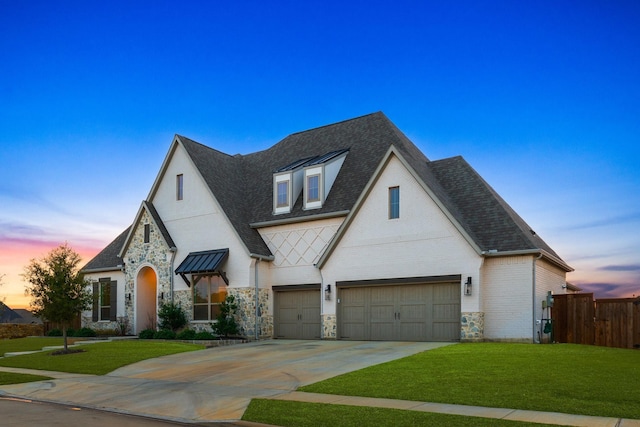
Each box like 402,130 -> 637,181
0,372 -> 52,385
243,399 -> 557,427
0,340 -> 204,375
298,343 -> 639,419
0,337 -> 85,355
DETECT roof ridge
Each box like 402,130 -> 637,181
287,111 -> 384,137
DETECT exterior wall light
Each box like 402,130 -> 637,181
324,284 -> 331,300
464,277 -> 472,296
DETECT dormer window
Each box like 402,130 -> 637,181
307,175 -> 320,202
273,148 -> 349,214
273,173 -> 295,214
277,180 -> 289,207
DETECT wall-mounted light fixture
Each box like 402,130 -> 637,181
126,293 -> 132,301
324,284 -> 331,301
159,292 -> 164,300
464,277 -> 472,296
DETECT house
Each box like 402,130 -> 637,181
81,112 -> 573,342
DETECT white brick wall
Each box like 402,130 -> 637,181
482,255 -> 534,341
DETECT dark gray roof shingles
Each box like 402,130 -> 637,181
81,226 -> 130,271
86,112 -> 567,267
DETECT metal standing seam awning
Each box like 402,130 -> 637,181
174,248 -> 229,286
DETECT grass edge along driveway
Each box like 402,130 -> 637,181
243,343 -> 639,426
0,340 -> 204,376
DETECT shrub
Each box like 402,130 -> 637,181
211,295 -> 239,338
66,328 -> 76,337
154,329 -> 176,340
176,329 -> 196,340
47,328 -> 62,337
116,316 -> 131,336
74,327 -> 97,337
138,329 -> 156,339
158,302 -> 187,332
194,331 -> 216,340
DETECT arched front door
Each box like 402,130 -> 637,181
136,266 -> 158,334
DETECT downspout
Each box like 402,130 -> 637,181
532,253 -> 543,343
315,263 -> 324,340
169,247 -> 177,304
249,253 -> 274,341
254,258 -> 260,341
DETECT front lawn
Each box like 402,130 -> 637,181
0,340 -> 204,375
299,343 -> 639,419
0,337 -> 85,355
0,372 -> 52,385
244,399 -> 557,427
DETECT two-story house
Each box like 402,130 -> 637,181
81,112 -> 573,342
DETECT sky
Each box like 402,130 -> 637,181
1,1 -> 639,309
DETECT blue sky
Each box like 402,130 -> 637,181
1,1 -> 639,307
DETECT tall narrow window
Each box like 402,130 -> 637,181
92,278 -> 117,322
144,224 -> 150,243
389,186 -> 400,219
277,181 -> 289,207
307,175 -> 320,202
176,174 -> 184,200
100,281 -> 111,320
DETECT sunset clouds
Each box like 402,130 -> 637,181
1,1 -> 639,307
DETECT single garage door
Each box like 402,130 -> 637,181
338,282 -> 460,341
274,288 -> 321,339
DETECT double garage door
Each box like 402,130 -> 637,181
274,281 -> 460,342
338,282 -> 461,341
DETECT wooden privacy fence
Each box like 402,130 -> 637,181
552,293 -> 640,349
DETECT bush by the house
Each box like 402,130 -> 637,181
194,331 -> 216,340
74,327 -> 97,337
211,295 -> 239,338
153,329 -> 177,340
158,302 -> 188,332
138,329 -> 155,339
176,329 -> 197,340
47,328 -> 63,337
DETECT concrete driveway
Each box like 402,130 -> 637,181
0,340 -> 451,423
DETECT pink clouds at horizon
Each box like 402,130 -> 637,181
0,237 -> 103,309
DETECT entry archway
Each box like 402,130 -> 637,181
136,266 -> 158,334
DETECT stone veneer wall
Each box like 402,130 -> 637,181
124,210 -> 173,330
322,314 -> 336,339
230,287 -> 272,339
175,287 -> 272,338
460,312 -> 484,341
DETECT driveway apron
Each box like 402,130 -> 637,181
0,340 -> 451,423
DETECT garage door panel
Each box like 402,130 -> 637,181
274,289 -> 320,339
338,282 -> 460,342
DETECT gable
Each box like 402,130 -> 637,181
321,154 -> 481,279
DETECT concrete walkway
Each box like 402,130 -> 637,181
0,340 -> 638,426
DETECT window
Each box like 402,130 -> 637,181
176,174 -> 184,200
144,224 -> 150,243
100,281 -> 111,320
307,174 -> 320,202
193,275 -> 227,321
389,186 -> 400,219
92,278 -> 116,322
276,180 -> 289,207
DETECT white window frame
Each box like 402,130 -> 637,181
304,166 -> 323,210
274,173 -> 292,214
389,186 -> 400,219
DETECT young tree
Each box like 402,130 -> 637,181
23,243 -> 92,353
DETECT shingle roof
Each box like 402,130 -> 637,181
86,112 -> 569,270
81,226 -> 130,272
